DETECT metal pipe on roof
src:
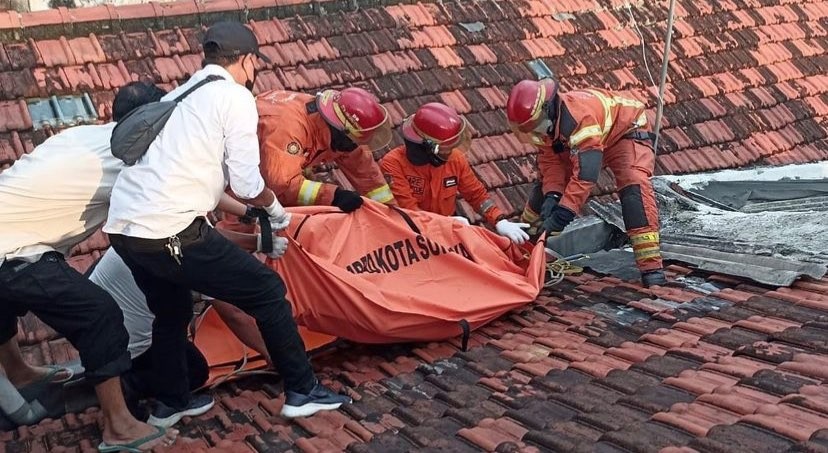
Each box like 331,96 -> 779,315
652,0 -> 677,155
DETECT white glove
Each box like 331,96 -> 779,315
264,198 -> 291,231
257,235 -> 289,259
451,216 -> 471,226
496,219 -> 530,244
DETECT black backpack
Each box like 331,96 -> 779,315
110,75 -> 223,166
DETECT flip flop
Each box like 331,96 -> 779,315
15,366 -> 75,396
97,426 -> 169,453
27,365 -> 75,387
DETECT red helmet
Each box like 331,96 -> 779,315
401,103 -> 471,160
317,87 -> 392,151
506,79 -> 559,146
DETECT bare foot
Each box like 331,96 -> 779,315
8,365 -> 73,389
101,419 -> 179,452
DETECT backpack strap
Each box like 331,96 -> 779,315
173,75 -> 224,103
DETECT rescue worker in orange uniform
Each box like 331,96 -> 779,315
380,102 -> 530,244
254,87 -> 396,213
506,79 -> 667,287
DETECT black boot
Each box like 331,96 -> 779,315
641,269 -> 667,287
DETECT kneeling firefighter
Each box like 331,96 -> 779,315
380,102 -> 530,245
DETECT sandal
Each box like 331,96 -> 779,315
21,365 -> 75,388
97,426 -> 170,453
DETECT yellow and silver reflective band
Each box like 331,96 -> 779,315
335,102 -> 389,139
589,90 -> 613,138
569,124 -> 603,148
298,180 -> 324,205
585,89 -> 646,140
479,198 -> 496,215
527,82 -> 549,126
635,112 -> 648,128
634,246 -> 662,261
333,101 -> 360,137
366,184 -> 394,204
630,231 -> 660,246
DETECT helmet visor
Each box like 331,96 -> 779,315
510,118 -> 553,147
436,117 -> 472,157
349,106 -> 393,152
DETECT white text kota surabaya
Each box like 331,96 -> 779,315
346,235 -> 473,275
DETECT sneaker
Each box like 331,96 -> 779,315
641,269 -> 668,288
280,383 -> 352,418
148,393 -> 215,428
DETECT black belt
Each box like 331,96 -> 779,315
109,213 -> 275,254
109,217 -> 208,253
0,251 -> 63,274
624,130 -> 656,142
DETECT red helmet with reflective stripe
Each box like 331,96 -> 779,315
506,79 -> 559,132
506,79 -> 559,146
402,102 -> 471,159
317,87 -> 392,151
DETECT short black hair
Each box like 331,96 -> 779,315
112,81 -> 167,122
202,42 -> 245,68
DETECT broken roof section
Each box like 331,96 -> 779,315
574,168 -> 828,287
664,161 -> 828,209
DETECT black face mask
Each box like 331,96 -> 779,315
329,126 -> 358,152
243,56 -> 258,92
404,139 -> 445,167
245,70 -> 257,92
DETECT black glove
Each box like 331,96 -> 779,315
542,205 -> 576,234
332,188 -> 364,213
540,192 -> 563,219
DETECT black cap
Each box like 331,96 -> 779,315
203,21 -> 271,64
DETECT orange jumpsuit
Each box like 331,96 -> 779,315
524,88 -> 662,271
255,90 -> 395,207
380,146 -> 504,225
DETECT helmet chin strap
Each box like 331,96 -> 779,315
427,141 -> 448,167
404,139 -> 446,166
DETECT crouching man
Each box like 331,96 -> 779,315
0,82 -> 177,451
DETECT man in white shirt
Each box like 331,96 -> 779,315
0,82 -> 178,451
89,213 -> 288,421
105,21 -> 350,427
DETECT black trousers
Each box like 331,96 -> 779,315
109,218 -> 314,409
0,252 -> 131,385
122,341 -> 208,409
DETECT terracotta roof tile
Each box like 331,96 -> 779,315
0,100 -> 31,132
0,69 -> 40,99
653,401 -> 741,437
